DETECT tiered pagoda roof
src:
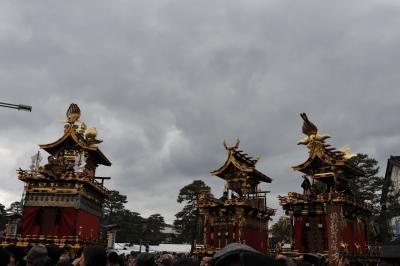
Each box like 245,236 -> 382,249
292,140 -> 364,184
211,139 -> 272,184
39,125 -> 111,166
293,113 -> 363,186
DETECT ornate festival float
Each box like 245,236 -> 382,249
197,140 -> 275,254
1,104 -> 111,252
279,114 -> 378,264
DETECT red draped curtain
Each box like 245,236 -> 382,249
76,210 -> 100,240
21,207 -> 40,236
21,207 -> 77,237
57,208 -> 76,237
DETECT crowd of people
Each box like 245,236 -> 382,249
0,243 -> 327,266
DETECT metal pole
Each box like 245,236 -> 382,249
0,102 -> 32,112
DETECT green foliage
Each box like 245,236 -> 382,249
115,210 -> 146,243
270,216 -> 292,243
103,190 -> 128,224
6,201 -> 23,216
349,153 -> 400,215
143,214 -> 166,244
102,190 -> 167,244
0,203 -> 8,229
349,153 -> 400,242
349,154 -> 382,208
0,202 -> 22,231
174,180 -> 211,243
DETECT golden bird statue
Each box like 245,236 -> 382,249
297,113 -> 331,145
300,113 -> 317,136
66,103 -> 81,124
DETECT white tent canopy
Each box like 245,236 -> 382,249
113,243 -> 191,255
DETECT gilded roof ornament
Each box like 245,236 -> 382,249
79,122 -> 87,135
297,113 -> 330,145
66,103 -> 81,124
40,104 -> 111,166
85,127 -> 103,147
234,138 -> 240,149
301,113 -> 317,136
212,139 -> 271,183
340,145 -> 357,159
293,113 -> 363,180
223,138 -> 241,150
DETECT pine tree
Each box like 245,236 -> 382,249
116,210 -> 146,243
349,153 -> 400,242
143,214 -> 166,244
103,190 -> 128,224
6,201 -> 23,217
349,154 -> 382,207
270,216 -> 293,243
173,180 -> 210,244
0,204 -> 8,229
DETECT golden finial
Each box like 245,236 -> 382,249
66,103 -> 81,124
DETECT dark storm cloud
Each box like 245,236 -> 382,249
1,0 -> 400,222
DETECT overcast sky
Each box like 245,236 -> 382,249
1,0 -> 400,224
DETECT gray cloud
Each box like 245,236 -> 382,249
1,0 -> 400,223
